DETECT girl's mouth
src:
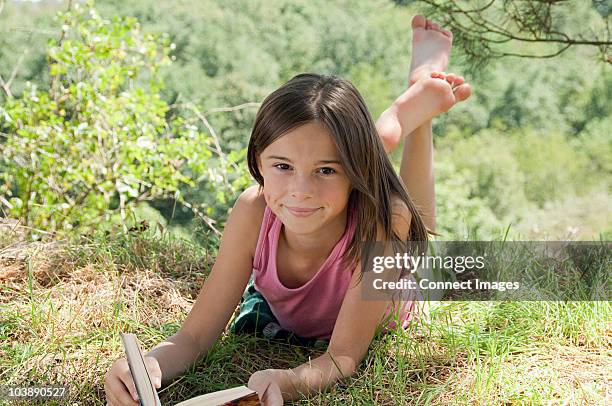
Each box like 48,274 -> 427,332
285,206 -> 320,217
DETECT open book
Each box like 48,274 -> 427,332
120,333 -> 261,406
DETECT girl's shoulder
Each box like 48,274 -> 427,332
366,194 -> 411,242
390,194 -> 411,219
230,184 -> 267,259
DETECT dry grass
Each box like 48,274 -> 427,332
430,344 -> 611,404
1,228 -> 610,405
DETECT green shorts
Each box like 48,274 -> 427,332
229,278 -> 329,349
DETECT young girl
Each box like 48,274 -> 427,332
105,15 -> 470,405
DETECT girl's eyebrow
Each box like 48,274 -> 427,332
264,155 -> 291,161
265,155 -> 341,165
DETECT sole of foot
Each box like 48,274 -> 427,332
379,72 -> 472,152
408,15 -> 453,86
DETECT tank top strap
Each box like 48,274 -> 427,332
253,205 -> 275,271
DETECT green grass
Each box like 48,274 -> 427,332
0,227 -> 609,405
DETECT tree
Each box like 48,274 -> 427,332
395,0 -> 611,69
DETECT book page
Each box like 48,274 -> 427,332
174,386 -> 259,406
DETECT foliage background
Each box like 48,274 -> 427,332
0,0 -> 610,242
0,2 -> 610,405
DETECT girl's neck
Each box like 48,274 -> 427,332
281,208 -> 348,257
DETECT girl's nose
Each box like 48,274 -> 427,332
290,174 -> 314,200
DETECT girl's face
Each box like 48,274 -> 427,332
257,121 -> 352,235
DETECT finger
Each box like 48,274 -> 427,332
123,372 -> 138,401
112,384 -> 139,405
261,383 -> 283,406
109,374 -> 140,405
257,383 -> 271,405
117,390 -> 140,406
119,369 -> 141,403
145,359 -> 162,389
105,390 -> 120,406
104,379 -> 117,406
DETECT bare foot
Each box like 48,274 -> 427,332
408,15 -> 453,86
430,72 -> 472,107
377,72 -> 471,153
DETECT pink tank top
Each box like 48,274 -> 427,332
252,202 -> 419,340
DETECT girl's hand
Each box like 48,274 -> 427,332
104,356 -> 162,406
247,369 -> 286,406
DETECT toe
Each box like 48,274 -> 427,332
431,22 -> 441,31
442,28 -> 453,38
411,15 -> 426,30
430,71 -> 446,79
452,75 -> 465,86
453,84 -> 472,102
445,73 -> 458,85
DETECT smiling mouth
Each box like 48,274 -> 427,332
285,206 -> 320,217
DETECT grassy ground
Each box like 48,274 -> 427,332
0,225 -> 610,405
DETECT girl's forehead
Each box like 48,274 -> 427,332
262,122 -> 341,158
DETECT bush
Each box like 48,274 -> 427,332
440,130 -> 529,220
0,2 -> 248,236
435,159 -> 506,239
513,131 -> 592,205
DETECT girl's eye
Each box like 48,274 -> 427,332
274,163 -> 291,171
318,167 -> 336,175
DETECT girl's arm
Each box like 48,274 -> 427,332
146,186 -> 264,385
266,200 -> 414,402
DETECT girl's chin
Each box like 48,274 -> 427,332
281,221 -> 325,236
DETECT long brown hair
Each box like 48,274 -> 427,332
247,73 -> 429,271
